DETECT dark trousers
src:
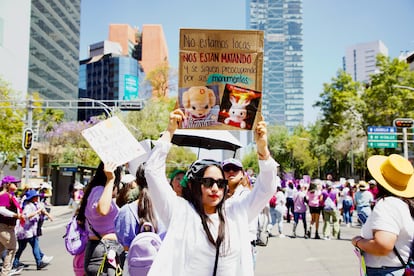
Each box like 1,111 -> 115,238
84,240 -> 124,276
286,198 -> 294,222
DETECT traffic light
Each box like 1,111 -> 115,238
393,118 -> 414,128
22,128 -> 33,150
17,156 -> 26,167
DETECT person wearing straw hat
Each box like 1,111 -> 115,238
354,180 -> 374,225
351,154 -> 414,275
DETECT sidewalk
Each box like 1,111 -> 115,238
255,219 -> 362,275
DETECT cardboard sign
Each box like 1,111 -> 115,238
81,116 -> 146,167
178,29 -> 264,130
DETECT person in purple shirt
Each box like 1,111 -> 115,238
77,161 -> 124,276
321,182 -> 340,240
292,184 -> 308,238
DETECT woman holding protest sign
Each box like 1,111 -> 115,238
77,161 -> 124,276
144,109 -> 279,276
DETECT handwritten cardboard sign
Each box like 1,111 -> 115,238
81,116 -> 146,167
178,29 -> 264,130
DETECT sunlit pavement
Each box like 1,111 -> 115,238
255,215 -> 361,276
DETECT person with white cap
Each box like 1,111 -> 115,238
351,154 -> 414,275
71,181 -> 85,215
116,174 -> 138,207
221,158 -> 260,268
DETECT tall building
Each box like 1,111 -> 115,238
140,24 -> 169,75
28,0 -> 81,120
247,0 -> 304,130
108,24 -> 139,57
343,40 -> 388,84
0,0 -> 80,119
0,0 -> 31,96
78,24 -> 168,120
78,53 -> 146,120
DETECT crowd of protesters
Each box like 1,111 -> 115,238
265,174 -> 380,241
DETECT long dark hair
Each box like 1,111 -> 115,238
376,184 -> 414,218
77,161 -> 122,224
182,159 -> 228,250
135,163 -> 158,232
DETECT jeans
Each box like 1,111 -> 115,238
269,206 -> 284,234
358,206 -> 372,224
293,212 -> 307,232
13,237 -> 43,268
342,199 -> 353,224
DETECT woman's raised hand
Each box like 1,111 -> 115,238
161,109 -> 186,142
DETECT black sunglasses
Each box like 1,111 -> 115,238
197,177 -> 228,189
222,164 -> 242,172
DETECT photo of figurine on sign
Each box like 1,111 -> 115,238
179,85 -> 220,128
218,84 -> 261,130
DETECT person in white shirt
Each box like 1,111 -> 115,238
144,109 -> 278,276
351,154 -> 414,275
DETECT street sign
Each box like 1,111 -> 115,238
367,133 -> 397,141
367,141 -> 398,148
367,126 -> 398,149
367,126 -> 396,133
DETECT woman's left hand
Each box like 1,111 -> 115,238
254,114 -> 270,160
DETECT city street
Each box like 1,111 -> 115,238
15,205 -> 362,275
255,219 -> 361,275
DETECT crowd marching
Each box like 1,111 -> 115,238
1,109 -> 414,276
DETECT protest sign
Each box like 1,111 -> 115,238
81,116 -> 146,167
178,29 -> 264,130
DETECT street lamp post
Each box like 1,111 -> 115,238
80,98 -> 112,117
393,85 -> 414,91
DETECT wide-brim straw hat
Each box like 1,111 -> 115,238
358,181 -> 369,191
367,154 -> 414,198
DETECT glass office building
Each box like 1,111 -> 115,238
247,0 -> 303,130
28,0 -> 81,120
78,54 -> 148,120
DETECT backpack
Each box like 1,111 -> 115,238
127,222 -> 162,275
63,215 -> 89,255
269,195 -> 277,208
324,196 -> 336,211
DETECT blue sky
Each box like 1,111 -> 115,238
80,0 -> 414,126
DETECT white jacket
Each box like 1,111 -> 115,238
145,140 -> 278,276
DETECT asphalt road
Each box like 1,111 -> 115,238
15,205 -> 362,275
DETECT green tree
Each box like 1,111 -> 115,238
0,78 -> 25,171
362,55 -> 414,129
287,126 -> 317,178
145,61 -> 172,98
266,124 -> 290,175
